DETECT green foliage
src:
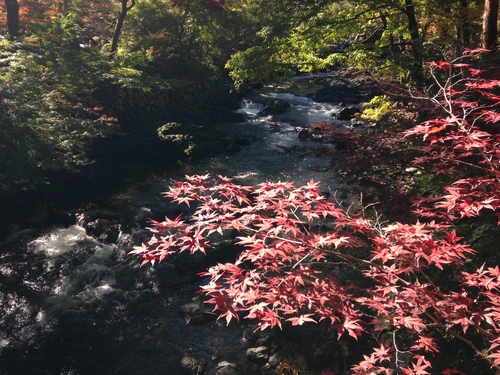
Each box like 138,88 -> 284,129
56,0 -> 118,50
0,39 -> 113,192
458,214 -> 500,267
221,0 -> 487,88
361,95 -> 392,123
412,171 -> 450,197
36,13 -> 82,53
222,1 -> 374,86
157,122 -> 196,156
118,0 -> 233,78
225,45 -> 296,89
117,0 -> 181,67
0,2 -> 238,193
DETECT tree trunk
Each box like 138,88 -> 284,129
402,0 -> 424,85
110,0 -> 135,54
482,0 -> 499,51
458,0 -> 471,49
3,0 -> 20,37
58,0 -> 71,14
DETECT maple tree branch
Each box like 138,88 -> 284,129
135,144 -> 500,370
424,310 -> 498,368
291,248 -> 320,271
477,325 -> 496,340
442,156 -> 497,174
392,330 -> 411,370
326,249 -> 373,267
478,149 -> 500,181
425,66 -> 500,184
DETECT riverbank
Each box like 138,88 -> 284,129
308,68 -> 424,222
0,38 -> 248,240
0,119 -> 253,240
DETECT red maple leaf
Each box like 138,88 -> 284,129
286,314 -> 317,326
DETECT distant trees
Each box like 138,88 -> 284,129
1,0 -> 496,79
221,0 -> 499,88
117,0 -> 234,73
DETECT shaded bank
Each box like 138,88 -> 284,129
0,56 -> 248,240
0,118 -> 250,240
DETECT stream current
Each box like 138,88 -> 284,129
0,74 -> 349,374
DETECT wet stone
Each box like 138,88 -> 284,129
259,99 -> 291,116
83,218 -> 121,244
180,355 -> 207,375
268,350 -> 286,367
215,361 -> 243,375
243,328 -> 273,347
246,346 -> 269,364
336,106 -> 361,121
180,296 -> 217,325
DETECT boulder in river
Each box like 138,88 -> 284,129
180,296 -> 217,325
180,355 -> 207,375
336,106 -> 361,121
246,346 -> 269,365
84,218 -> 121,243
215,361 -> 243,375
259,99 -> 291,116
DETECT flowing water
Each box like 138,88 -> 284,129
0,74 -> 348,374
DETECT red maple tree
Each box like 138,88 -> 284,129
131,50 -> 500,374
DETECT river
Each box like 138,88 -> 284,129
0,73 -> 350,375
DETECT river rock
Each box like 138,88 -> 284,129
180,296 -> 217,325
83,218 -> 120,243
259,99 -> 291,116
246,346 -> 269,364
215,361 -> 243,375
336,106 -> 361,121
76,210 -> 123,243
269,349 -> 289,367
350,117 -> 372,127
243,328 -> 274,347
298,126 -> 325,141
180,355 -> 207,375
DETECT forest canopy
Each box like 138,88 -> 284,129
0,0 -> 497,84
0,0 -> 497,224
